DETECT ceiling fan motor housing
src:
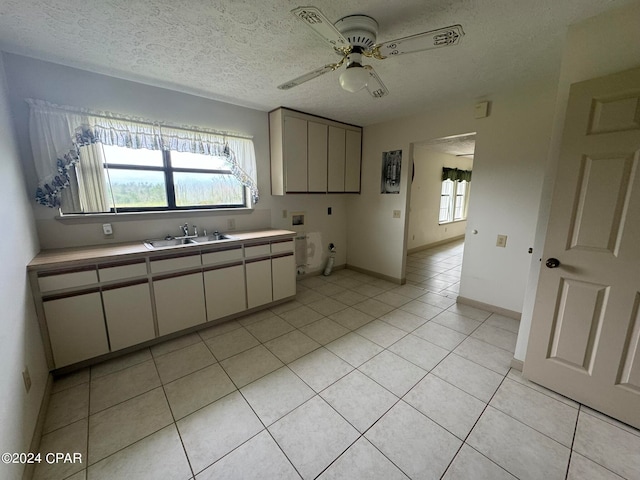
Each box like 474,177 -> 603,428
334,14 -> 378,50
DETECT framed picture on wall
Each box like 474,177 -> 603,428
381,150 -> 402,194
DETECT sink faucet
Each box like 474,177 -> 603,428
193,225 -> 198,236
180,223 -> 189,237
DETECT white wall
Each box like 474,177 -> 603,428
516,1 -> 640,361
2,53 -> 348,274
349,80 -> 557,313
460,84 -> 557,312
408,148 -> 472,250
0,55 -> 48,480
347,102 -> 476,281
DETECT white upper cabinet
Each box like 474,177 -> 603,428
270,108 -> 362,194
307,121 -> 328,192
283,115 -> 308,192
327,125 -> 346,192
345,129 -> 362,192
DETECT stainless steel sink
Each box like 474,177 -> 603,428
143,238 -> 194,249
143,233 -> 234,249
189,234 -> 232,243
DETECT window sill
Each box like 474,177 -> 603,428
55,207 -> 254,225
438,218 -> 467,226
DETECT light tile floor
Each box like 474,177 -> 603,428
34,239 -> 640,480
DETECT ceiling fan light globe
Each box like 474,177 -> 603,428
339,67 -> 369,93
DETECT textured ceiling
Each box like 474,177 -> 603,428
0,0 -> 633,126
422,133 -> 476,156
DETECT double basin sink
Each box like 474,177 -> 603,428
144,233 -> 233,250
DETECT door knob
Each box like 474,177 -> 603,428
545,258 -> 560,268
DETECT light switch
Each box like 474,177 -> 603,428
475,101 -> 490,119
496,234 -> 507,247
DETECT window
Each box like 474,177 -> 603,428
76,145 -> 246,213
439,179 -> 469,223
28,99 -> 259,211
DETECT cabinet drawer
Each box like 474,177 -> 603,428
99,261 -> 147,282
38,269 -> 98,293
150,254 -> 201,274
202,247 -> 243,266
271,239 -> 294,254
244,243 -> 271,258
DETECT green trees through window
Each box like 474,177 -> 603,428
101,145 -> 245,211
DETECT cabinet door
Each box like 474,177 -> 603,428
284,116 -> 308,192
43,291 -> 109,368
272,254 -> 296,301
328,125 -> 346,192
103,282 -> 155,351
154,272 -> 206,336
245,259 -> 273,309
204,264 -> 246,321
308,121 -> 328,192
345,129 -> 362,192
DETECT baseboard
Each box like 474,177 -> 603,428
345,264 -> 404,285
510,358 -> 524,372
407,235 -> 465,255
23,373 -> 54,480
296,263 -> 345,280
53,294 -> 300,375
456,296 -> 521,320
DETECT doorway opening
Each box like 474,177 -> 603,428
405,132 -> 475,295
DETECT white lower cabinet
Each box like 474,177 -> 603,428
272,254 -> 296,301
204,264 -> 246,321
43,291 -> 109,368
103,282 -> 155,351
153,272 -> 206,336
34,234 -> 298,370
245,258 -> 273,309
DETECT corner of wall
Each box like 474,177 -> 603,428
0,52 -> 49,480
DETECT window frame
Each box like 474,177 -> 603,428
439,178 -> 469,224
101,148 -> 247,213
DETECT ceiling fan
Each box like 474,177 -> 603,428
278,6 -> 465,98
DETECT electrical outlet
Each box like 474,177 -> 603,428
102,223 -> 113,236
22,367 -> 31,393
393,210 -> 401,218
496,234 -> 508,247
227,218 -> 236,230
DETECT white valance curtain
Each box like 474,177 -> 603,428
27,99 -> 259,208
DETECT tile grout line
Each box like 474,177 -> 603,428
564,404 -> 582,480
438,372 -> 512,479
506,373 -> 580,410
569,406 -> 634,480
150,350 -> 198,479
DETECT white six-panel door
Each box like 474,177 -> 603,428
524,66 -> 640,429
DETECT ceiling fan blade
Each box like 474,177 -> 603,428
374,24 -> 465,58
291,6 -> 350,51
277,63 -> 337,90
364,66 -> 389,98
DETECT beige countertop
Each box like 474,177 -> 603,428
28,229 -> 296,271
